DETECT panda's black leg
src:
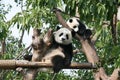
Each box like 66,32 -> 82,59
78,30 -> 85,36
78,25 -> 86,37
64,45 -> 73,67
64,56 -> 72,66
51,55 -> 65,73
84,29 -> 92,39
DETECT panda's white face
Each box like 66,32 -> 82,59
66,17 -> 80,32
53,28 -> 72,45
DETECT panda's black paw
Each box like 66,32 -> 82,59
71,30 -> 76,37
24,54 -> 32,61
84,29 -> 92,39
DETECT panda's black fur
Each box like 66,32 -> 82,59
67,17 -> 92,39
51,38 -> 73,72
49,27 -> 73,72
24,27 -> 73,73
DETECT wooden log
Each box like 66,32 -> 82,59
0,60 -> 96,69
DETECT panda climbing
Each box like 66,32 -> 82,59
42,27 -> 74,73
24,27 -> 74,73
66,17 -> 92,39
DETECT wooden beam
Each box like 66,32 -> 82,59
0,60 -> 96,69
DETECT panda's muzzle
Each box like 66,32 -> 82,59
62,38 -> 66,41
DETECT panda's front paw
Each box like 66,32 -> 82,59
84,29 -> 92,39
24,54 -> 32,61
64,59 -> 71,66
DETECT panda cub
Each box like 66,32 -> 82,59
42,27 -> 73,73
66,17 -> 92,39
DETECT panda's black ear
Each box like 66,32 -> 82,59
69,19 -> 73,23
56,25 -> 61,30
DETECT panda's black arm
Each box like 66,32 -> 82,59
63,44 -> 73,66
77,20 -> 86,35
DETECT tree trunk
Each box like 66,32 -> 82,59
0,39 -> 6,55
23,29 -> 40,80
23,28 -> 53,80
18,30 -> 24,48
111,14 -> 117,45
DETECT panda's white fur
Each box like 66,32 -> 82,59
53,28 -> 72,45
42,28 -> 72,60
66,17 -> 80,32
66,17 -> 92,39
42,27 -> 73,73
42,48 -> 65,62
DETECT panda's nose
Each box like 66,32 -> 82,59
62,38 -> 65,41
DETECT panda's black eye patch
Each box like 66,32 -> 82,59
73,26 -> 77,28
66,34 -> 69,39
69,19 -> 73,23
59,33 -> 63,37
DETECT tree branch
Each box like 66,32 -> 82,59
111,14 -> 117,45
53,8 -> 71,30
18,28 -> 24,48
109,68 -> 120,80
0,60 -> 96,69
75,1 -> 80,18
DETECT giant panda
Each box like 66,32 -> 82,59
42,27 -> 73,73
24,27 -> 74,73
66,17 -> 92,39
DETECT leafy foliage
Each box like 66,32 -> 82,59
35,71 -> 79,80
0,0 -> 120,79
0,3 -> 10,40
0,35 -> 25,80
